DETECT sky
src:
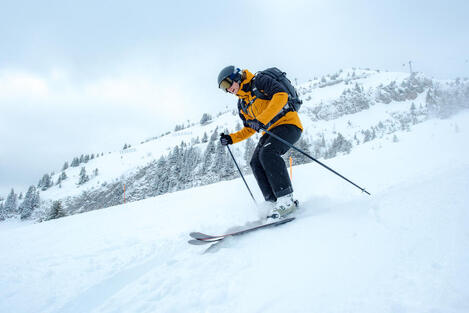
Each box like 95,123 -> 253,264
1,0 -> 468,196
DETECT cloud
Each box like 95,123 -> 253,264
0,70 -> 49,99
0,67 -> 190,195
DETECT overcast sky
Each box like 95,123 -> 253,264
1,0 -> 468,196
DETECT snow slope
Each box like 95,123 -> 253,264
1,111 -> 468,313
38,69 -> 436,205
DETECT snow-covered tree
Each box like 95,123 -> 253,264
244,138 -> 256,172
19,186 -> 40,219
286,137 -> 312,165
71,157 -> 80,167
0,201 -> 4,221
210,127 -> 219,142
201,132 -> 208,143
326,133 -> 353,158
47,200 -> 66,220
4,189 -> 18,217
200,113 -> 212,125
200,139 -> 216,176
212,141 -> 227,174
312,134 -> 327,158
78,167 -> 89,185
62,162 -> 69,171
38,174 -> 52,191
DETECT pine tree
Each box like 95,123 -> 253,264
39,174 -> 52,191
326,133 -> 352,158
201,132 -> 208,143
313,135 -> 326,158
78,167 -> 89,185
0,201 -> 4,221
155,155 -> 169,194
19,186 -> 40,219
47,200 -> 66,220
287,137 -> 312,165
201,140 -> 215,175
222,147 -> 237,179
179,146 -> 200,187
212,141 -> 227,177
167,145 -> 182,191
410,102 -> 418,124
244,138 -> 256,172
4,189 -> 18,217
62,162 -> 69,171
71,157 -> 80,167
200,113 -> 212,125
210,127 -> 219,141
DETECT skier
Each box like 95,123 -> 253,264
217,65 -> 303,219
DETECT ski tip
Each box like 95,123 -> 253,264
188,239 -> 211,245
189,232 -> 214,240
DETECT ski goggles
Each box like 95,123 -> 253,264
219,77 -> 233,92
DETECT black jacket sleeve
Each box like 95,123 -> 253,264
253,73 -> 288,99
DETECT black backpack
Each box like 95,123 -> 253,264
252,67 -> 303,111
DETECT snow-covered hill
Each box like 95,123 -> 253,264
1,68 -> 468,221
1,110 -> 468,313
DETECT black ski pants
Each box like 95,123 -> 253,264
250,124 -> 302,202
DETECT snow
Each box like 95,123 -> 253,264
40,110 -> 245,201
1,110 -> 468,313
38,70 -> 434,206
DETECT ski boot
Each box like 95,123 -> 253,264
267,193 -> 299,220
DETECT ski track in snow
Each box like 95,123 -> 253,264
1,111 -> 469,313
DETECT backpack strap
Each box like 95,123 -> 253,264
264,107 -> 295,129
251,72 -> 297,129
241,73 -> 299,129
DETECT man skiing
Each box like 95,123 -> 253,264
217,65 -> 303,220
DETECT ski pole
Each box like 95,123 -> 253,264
226,145 -> 257,204
261,127 -> 371,196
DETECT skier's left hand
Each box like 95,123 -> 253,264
246,119 -> 265,132
220,133 -> 233,146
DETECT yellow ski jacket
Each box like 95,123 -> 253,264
229,69 -> 303,144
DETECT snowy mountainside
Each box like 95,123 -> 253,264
2,68 -> 468,221
1,110 -> 468,313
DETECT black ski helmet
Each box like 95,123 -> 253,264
218,65 -> 242,91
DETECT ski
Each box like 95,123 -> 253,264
189,232 -> 219,240
188,217 -> 295,245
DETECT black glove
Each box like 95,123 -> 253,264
220,133 -> 233,146
246,119 -> 265,132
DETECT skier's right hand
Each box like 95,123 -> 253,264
220,133 -> 233,146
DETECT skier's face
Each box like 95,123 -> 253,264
227,81 -> 240,95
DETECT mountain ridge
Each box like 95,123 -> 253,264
1,68 -> 468,221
